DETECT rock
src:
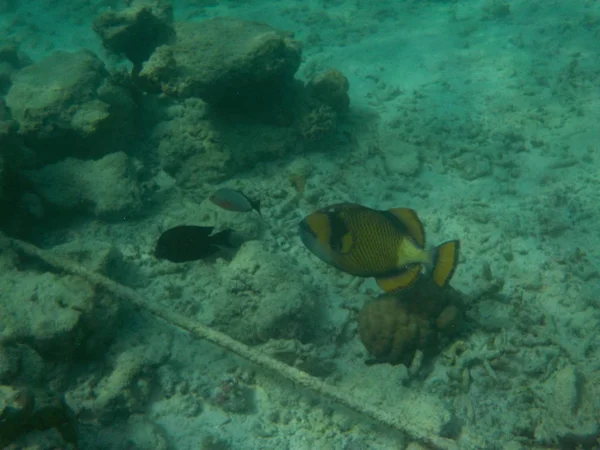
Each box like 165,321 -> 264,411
18,192 -> 44,219
0,385 -> 77,448
501,442 -> 525,450
534,366 -> 600,447
51,240 -> 125,277
214,111 -> 307,171
383,141 -> 422,178
0,44 -> 30,95
148,98 -> 232,184
259,339 -> 335,377
0,122 -> 39,238
551,366 -> 581,413
0,45 -> 24,68
5,50 -> 137,162
25,151 -> 143,218
125,414 -> 170,450
0,271 -> 121,360
213,241 -> 319,344
0,345 -> 20,383
406,443 -> 430,450
0,98 -> 7,122
0,0 -> 19,14
0,149 -> 4,202
6,50 -> 106,136
65,336 -> 171,422
3,429 -> 76,450
93,2 -> 175,72
307,69 -> 350,113
0,385 -> 34,438
139,18 -> 302,108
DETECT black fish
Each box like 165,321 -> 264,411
155,225 -> 234,263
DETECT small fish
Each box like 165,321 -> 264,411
155,225 -> 234,263
298,203 -> 460,292
210,188 -> 261,216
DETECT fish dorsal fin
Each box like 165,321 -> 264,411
387,208 -> 425,247
376,264 -> 422,292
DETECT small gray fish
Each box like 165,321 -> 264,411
210,188 -> 261,216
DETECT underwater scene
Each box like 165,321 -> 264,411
1,0 -> 599,449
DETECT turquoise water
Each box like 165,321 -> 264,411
1,1 -> 599,449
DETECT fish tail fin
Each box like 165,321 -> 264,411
252,199 -> 262,216
211,228 -> 234,247
430,240 -> 460,288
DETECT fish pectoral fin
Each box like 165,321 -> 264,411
387,208 -> 426,247
338,231 -> 354,254
376,264 -> 422,292
211,228 -> 234,247
431,240 -> 460,288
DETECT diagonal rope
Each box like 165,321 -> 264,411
0,233 -> 458,450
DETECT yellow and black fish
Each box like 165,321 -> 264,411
298,203 -> 460,292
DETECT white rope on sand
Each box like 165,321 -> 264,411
1,233 -> 458,450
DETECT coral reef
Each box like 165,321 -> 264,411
358,277 -> 464,366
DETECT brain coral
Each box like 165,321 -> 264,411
358,277 -> 464,366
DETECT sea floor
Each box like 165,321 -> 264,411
1,1 -> 600,449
